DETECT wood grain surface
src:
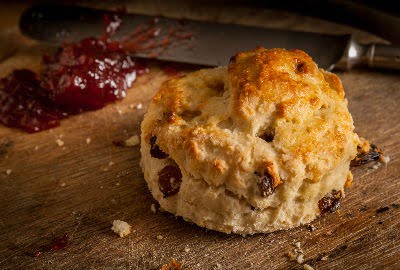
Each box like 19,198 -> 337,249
0,2 -> 399,269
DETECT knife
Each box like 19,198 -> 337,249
19,4 -> 400,71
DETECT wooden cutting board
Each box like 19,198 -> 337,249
0,3 -> 399,270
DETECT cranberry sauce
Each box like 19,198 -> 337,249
0,69 -> 64,133
42,37 -> 148,112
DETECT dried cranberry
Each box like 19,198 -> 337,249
158,164 -> 182,197
318,190 -> 342,214
295,59 -> 307,73
257,171 -> 276,197
259,132 -> 274,143
150,136 -> 168,159
351,144 -> 382,167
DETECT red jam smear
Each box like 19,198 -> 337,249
0,69 -> 65,133
42,37 -> 148,111
0,38 -> 147,133
33,233 -> 69,257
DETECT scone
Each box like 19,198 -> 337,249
140,47 -> 359,234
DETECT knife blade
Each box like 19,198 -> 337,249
19,4 -> 400,71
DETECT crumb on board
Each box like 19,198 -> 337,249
56,139 -> 64,147
86,137 -> 91,144
5,169 -> 12,175
303,264 -> 314,270
136,103 -> 143,109
320,255 -> 329,261
371,163 -> 380,170
184,246 -> 190,252
34,145 -> 39,150
157,235 -> 163,240
111,220 -> 132,237
215,263 -> 222,269
382,155 -> 390,164
297,254 -> 304,264
108,161 -> 114,166
160,259 -> 183,270
60,182 -> 66,187
113,135 -> 140,147
151,203 -> 157,213
288,241 -> 305,265
125,135 -> 140,146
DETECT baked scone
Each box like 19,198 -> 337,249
140,47 -> 359,234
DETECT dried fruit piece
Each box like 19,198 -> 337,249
257,171 -> 276,197
259,132 -> 274,142
351,143 -> 383,167
318,190 -> 342,214
150,136 -> 169,159
158,164 -> 182,197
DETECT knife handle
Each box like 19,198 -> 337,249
336,38 -> 400,70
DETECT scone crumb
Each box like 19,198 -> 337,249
371,163 -> 380,170
288,241 -> 305,264
151,203 -> 157,213
382,155 -> 390,164
320,255 -> 329,261
136,103 -> 143,109
34,145 -> 39,150
60,182 -> 66,187
86,137 -> 91,144
108,161 -> 115,166
297,254 -> 304,264
5,169 -> 12,175
215,263 -> 222,269
184,246 -> 190,252
303,264 -> 314,270
114,135 -> 140,147
56,139 -> 64,147
111,220 -> 132,237
157,234 -> 163,240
